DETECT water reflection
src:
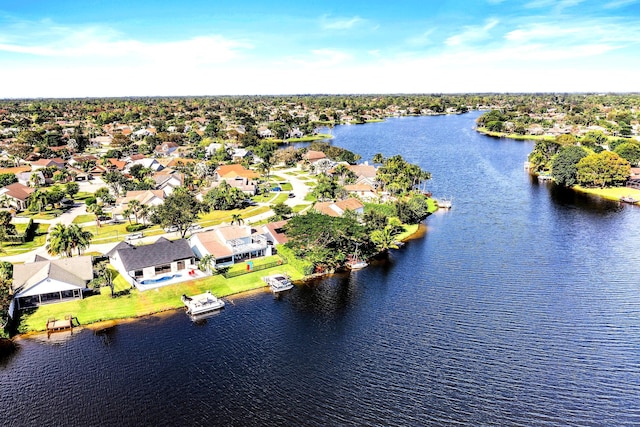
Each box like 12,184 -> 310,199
0,338 -> 19,369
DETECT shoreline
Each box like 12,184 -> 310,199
13,220 -> 428,338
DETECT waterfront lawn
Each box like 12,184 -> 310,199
18,263 -> 304,333
574,186 -> 640,202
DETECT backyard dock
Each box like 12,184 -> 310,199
46,315 -> 75,332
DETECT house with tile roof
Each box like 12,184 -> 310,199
107,237 -> 197,287
214,163 -> 260,181
343,183 -> 378,201
112,190 -> 166,221
264,220 -> 289,245
11,255 -> 94,309
313,198 -> 365,217
189,224 -> 270,267
0,182 -> 35,210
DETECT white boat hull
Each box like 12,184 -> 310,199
182,291 -> 225,316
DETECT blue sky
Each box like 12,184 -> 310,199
1,0 -> 639,97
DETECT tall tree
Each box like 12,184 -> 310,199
154,190 -> 202,238
576,151 -> 631,188
551,145 -> 589,187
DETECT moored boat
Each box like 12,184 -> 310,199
181,291 -> 225,316
262,274 -> 294,293
620,195 -> 638,204
437,197 -> 452,209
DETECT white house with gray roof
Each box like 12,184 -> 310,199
107,237 -> 197,288
12,255 -> 94,309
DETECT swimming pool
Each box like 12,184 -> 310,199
140,274 -> 181,285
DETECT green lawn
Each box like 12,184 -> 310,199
271,193 -> 289,205
16,208 -> 65,220
18,262 -> 304,333
72,214 -> 95,224
2,223 -> 50,255
574,186 -> 640,202
292,204 -> 312,213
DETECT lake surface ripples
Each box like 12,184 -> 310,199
2,112 -> 640,426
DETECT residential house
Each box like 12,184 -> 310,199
286,127 -> 304,139
346,163 -> 378,187
16,171 -> 45,187
214,164 -> 260,181
105,158 -> 127,172
112,189 -> 166,221
304,150 -> 327,164
258,126 -> 274,138
11,255 -> 94,309
231,148 -> 253,163
125,157 -> 164,173
151,173 -> 184,195
0,182 -> 35,210
264,220 -> 289,245
190,224 -> 270,267
154,142 -> 179,156
313,198 -> 365,217
343,183 -> 378,201
107,237 -> 197,287
90,135 -> 113,147
31,158 -> 66,170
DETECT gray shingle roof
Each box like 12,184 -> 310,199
12,256 -> 94,294
109,237 -> 195,271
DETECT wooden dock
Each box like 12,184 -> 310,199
46,315 -> 74,332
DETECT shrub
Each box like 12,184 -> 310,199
125,224 -> 146,232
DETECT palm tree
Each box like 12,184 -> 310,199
87,203 -> 104,227
47,223 -> 73,257
197,254 -> 214,274
29,189 -> 48,213
122,207 -> 133,225
127,199 -> 142,224
97,263 -> 116,297
66,224 -> 93,256
231,213 -> 244,226
371,226 -> 400,253
139,204 -> 151,226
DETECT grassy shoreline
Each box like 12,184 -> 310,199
18,262 -> 303,334
572,185 -> 640,203
16,217 -> 430,335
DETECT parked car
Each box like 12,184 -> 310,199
125,232 -> 144,241
272,186 -> 282,192
164,225 -> 179,232
288,193 -> 295,198
187,224 -> 202,232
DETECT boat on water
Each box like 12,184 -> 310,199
620,195 -> 638,204
262,274 -> 294,293
346,244 -> 368,270
347,259 -> 368,270
437,197 -> 452,209
181,291 -> 225,316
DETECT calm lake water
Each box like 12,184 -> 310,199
2,112 -> 640,426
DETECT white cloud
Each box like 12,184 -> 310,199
525,0 -> 585,12
604,0 -> 638,8
445,18 -> 499,47
321,15 -> 365,30
0,22 -> 252,65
